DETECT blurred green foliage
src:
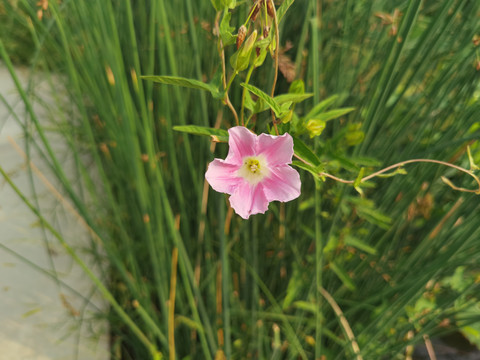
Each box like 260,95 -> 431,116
1,0 -> 480,359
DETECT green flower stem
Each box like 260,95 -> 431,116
240,65 -> 255,125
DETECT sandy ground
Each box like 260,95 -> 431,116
0,64 -> 109,360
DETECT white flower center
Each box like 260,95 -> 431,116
237,156 -> 269,185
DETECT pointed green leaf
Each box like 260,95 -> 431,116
210,0 -> 222,11
224,0 -> 236,9
277,0 -> 296,23
344,235 -> 377,255
293,137 -> 321,167
356,205 -> 392,230
330,261 -> 356,291
173,125 -> 229,142
289,79 -> 305,94
467,146 -> 480,170
275,93 -> 313,105
304,95 -> 339,121
141,75 -> 222,99
220,11 -> 236,46
241,83 -> 282,117
312,107 -> 355,122
291,161 -> 323,179
375,167 -> 407,178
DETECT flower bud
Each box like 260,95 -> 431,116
240,29 -> 257,58
236,25 -> 247,50
263,26 -> 270,38
266,0 -> 275,18
232,29 -> 258,72
255,35 -> 264,56
250,1 -> 261,22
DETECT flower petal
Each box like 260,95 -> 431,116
256,132 -> 294,166
225,126 -> 257,164
205,159 -> 241,195
229,181 -> 269,219
262,165 -> 301,203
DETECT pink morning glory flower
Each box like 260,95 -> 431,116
205,126 -> 301,219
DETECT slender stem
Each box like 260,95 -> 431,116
270,0 -> 280,100
220,198 -> 232,357
423,334 -> 437,360
168,247 -> 179,360
215,11 -> 239,126
294,153 -> 480,194
310,1 -> 324,357
270,0 -> 280,135
320,287 -> 363,360
240,65 -> 255,125
225,71 -> 237,93
322,159 -> 480,194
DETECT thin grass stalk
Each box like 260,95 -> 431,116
168,247 -> 179,360
184,0 -> 209,128
231,251 -> 308,360
220,198 -> 232,357
0,165 -> 162,359
154,163 -> 217,357
311,1 -> 324,357
359,0 -> 423,153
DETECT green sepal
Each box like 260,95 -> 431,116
231,30 -> 257,72
306,119 -> 326,138
353,167 -> 365,196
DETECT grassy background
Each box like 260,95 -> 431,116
1,0 -> 480,359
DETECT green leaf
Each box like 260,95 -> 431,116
353,167 -> 365,196
282,267 -> 303,309
330,261 -> 356,291
274,93 -> 313,105
344,235 -> 377,255
277,0 -> 296,24
240,83 -> 282,117
293,137 -> 321,167
350,156 -> 382,167
355,204 -> 392,230
467,146 -> 480,170
292,301 -> 320,315
224,0 -> 236,9
345,123 -> 365,146
304,95 -> 339,121
141,75 -> 222,99
220,11 -> 236,46
291,161 -> 323,179
210,0 -> 222,11
173,125 -> 229,142
311,107 -> 355,122
375,167 -> 407,178
209,68 -> 225,99
289,79 -> 305,94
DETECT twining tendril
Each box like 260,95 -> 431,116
295,154 -> 480,194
